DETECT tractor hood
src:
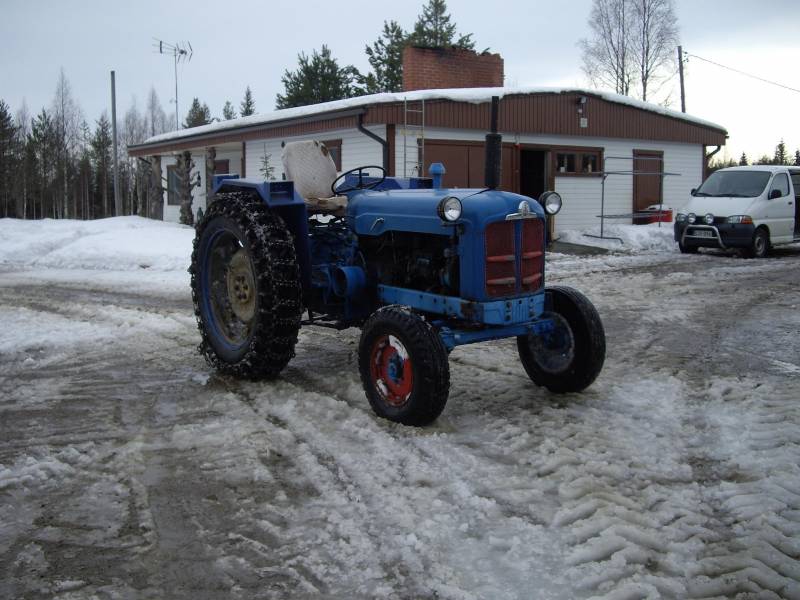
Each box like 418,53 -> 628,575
346,188 -> 546,237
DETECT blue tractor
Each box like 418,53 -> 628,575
190,98 -> 605,425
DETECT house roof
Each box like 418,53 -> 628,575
130,87 -> 727,154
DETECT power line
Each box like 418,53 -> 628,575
684,51 -> 800,95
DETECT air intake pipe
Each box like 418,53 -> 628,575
484,96 -> 502,190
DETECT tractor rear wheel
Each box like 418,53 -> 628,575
517,286 -> 605,393
190,192 -> 303,379
358,306 -> 450,426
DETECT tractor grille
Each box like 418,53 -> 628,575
485,219 -> 544,298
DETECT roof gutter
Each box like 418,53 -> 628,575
128,107 -> 366,156
357,112 -> 389,172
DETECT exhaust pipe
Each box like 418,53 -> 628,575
484,96 -> 502,189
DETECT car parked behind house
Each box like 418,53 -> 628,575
675,165 -> 800,257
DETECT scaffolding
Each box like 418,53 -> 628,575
402,98 -> 425,177
584,155 -> 680,244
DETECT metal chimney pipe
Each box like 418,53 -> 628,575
484,96 -> 502,189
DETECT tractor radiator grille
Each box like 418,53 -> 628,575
485,219 -> 545,298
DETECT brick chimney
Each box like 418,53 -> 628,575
402,46 -> 504,91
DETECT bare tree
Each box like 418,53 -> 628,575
631,0 -> 678,101
580,0 -> 679,101
51,68 -> 83,218
146,87 -> 168,138
580,0 -> 634,96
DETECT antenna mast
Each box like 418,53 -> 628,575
153,39 -> 193,129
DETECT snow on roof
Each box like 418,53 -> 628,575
140,86 -> 727,147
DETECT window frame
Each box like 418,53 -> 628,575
214,159 -> 230,174
551,146 -> 604,177
321,139 -> 342,171
166,164 -> 180,206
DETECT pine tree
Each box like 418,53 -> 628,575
240,87 -> 256,117
31,109 -> 57,219
364,20 -> 407,93
276,45 -> 363,109
183,98 -> 211,129
795,149 -> 800,166
409,0 -> 474,49
222,100 -> 236,120
738,152 -> 748,166
773,139 -> 789,165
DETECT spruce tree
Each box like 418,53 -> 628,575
222,100 -> 236,120
276,45 -> 363,109
364,20 -> 407,93
795,149 -> 800,166
409,0 -> 474,49
91,114 -> 112,217
739,152 -> 748,166
0,100 -> 18,217
240,87 -> 256,116
183,98 -> 211,129
773,139 -> 789,165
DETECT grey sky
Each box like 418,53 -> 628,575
2,0 -> 799,160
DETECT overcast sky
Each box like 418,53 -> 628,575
2,0 -> 799,161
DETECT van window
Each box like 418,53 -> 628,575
695,170 -> 771,198
771,173 -> 790,197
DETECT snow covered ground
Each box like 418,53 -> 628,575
1,217 -> 799,599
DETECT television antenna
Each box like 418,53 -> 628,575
153,39 -> 193,130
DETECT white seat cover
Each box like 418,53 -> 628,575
281,140 -> 338,201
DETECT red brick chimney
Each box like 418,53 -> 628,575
402,46 -> 504,91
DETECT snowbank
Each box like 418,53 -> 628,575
0,217 -> 194,272
557,223 -> 677,254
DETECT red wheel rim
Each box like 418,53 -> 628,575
370,335 -> 413,407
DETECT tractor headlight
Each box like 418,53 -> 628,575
704,213 -> 715,225
687,213 -> 697,224
540,191 -> 562,215
437,196 -> 462,222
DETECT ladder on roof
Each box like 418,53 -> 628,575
402,98 -> 425,177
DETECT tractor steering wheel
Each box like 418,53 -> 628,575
331,165 -> 386,195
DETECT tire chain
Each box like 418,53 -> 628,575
190,192 -> 303,379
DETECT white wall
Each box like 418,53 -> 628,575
396,127 -> 704,233
244,125 -> 386,182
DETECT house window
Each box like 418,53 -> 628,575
214,159 -> 230,174
322,139 -> 342,171
554,148 -> 602,176
167,164 -> 180,205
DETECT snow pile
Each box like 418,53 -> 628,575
0,217 -> 194,272
557,222 -> 677,254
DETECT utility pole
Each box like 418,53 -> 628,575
111,70 -> 121,216
678,46 -> 686,113
154,39 -> 193,130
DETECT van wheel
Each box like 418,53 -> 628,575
745,228 -> 769,259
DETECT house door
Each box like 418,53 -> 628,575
633,150 -> 663,223
520,150 -> 548,201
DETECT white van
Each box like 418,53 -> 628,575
674,166 -> 800,257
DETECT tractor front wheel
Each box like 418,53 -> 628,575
358,306 -> 450,426
517,286 -> 605,393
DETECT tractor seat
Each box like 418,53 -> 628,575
281,140 -> 347,216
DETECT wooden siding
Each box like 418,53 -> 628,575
367,93 -> 726,146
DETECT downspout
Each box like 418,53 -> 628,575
704,145 -> 721,178
357,112 -> 389,173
